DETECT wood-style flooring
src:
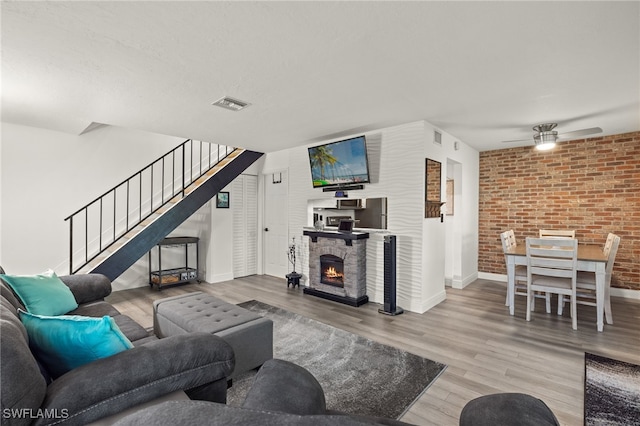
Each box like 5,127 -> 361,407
106,276 -> 640,426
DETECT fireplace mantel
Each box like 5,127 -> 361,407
303,229 -> 369,246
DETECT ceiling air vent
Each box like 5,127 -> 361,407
212,96 -> 250,112
434,130 -> 442,146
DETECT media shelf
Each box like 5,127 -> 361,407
148,236 -> 199,290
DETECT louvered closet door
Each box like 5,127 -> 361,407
232,175 -> 258,278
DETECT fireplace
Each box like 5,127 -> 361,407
320,254 -> 344,287
303,229 -> 369,307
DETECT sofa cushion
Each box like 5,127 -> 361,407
112,314 -> 153,342
19,310 -> 134,378
243,359 -> 326,415
113,400 -> 414,426
70,300 -> 121,317
0,305 -> 47,425
459,393 -> 560,426
1,280 -> 26,312
1,270 -> 78,315
59,273 -> 112,304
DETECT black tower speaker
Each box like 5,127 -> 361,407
378,235 -> 404,316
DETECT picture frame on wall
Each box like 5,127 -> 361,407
216,192 -> 229,208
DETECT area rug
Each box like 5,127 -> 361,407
584,352 -> 640,426
228,300 -> 446,419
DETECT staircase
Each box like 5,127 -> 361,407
65,140 -> 263,282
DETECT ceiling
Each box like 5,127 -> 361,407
2,1 -> 639,153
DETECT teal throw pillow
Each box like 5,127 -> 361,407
19,310 -> 134,378
1,270 -> 78,315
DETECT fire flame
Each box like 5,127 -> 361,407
324,266 -> 343,279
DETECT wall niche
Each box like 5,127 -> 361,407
425,158 -> 444,218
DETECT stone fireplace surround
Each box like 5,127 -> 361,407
303,229 -> 369,306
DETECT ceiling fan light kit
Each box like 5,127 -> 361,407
534,132 -> 558,150
502,123 -> 603,150
532,123 -> 557,150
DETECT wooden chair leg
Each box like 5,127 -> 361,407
545,293 -> 551,313
604,290 -> 613,325
557,296 -> 565,316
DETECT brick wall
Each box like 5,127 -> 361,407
479,131 -> 640,290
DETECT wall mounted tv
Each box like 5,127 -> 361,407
308,135 -> 370,189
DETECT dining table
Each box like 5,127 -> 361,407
504,243 -> 608,332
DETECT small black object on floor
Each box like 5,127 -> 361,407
286,272 -> 302,288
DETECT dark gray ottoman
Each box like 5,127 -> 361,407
459,393 -> 560,426
153,292 -> 273,379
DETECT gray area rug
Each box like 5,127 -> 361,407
228,300 -> 446,419
585,352 -> 640,426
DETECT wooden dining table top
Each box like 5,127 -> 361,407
505,243 -> 607,262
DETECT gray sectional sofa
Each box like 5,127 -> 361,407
0,270 -> 235,426
1,267 -> 560,426
114,358 -> 560,426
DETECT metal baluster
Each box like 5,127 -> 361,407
162,156 -> 165,204
99,198 -> 103,251
172,150 -> 176,197
151,165 -> 154,213
113,190 -> 116,244
69,216 -> 74,274
126,181 -> 130,231
139,172 -> 142,223
85,208 -> 88,266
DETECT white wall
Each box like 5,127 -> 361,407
0,122 -> 181,277
261,120 -> 480,313
118,202 -> 210,291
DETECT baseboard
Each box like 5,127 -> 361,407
207,271 -> 234,283
610,287 -> 640,300
449,272 -> 479,289
419,289 -> 447,313
478,272 -> 508,283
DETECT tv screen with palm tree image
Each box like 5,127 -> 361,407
308,135 -> 371,188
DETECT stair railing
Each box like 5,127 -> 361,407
65,140 -> 235,274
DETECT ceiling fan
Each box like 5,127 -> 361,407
503,123 -> 603,151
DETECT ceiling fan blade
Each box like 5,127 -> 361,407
502,138 -> 531,143
557,127 -> 603,140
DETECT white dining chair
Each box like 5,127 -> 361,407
526,237 -> 578,330
501,230 -> 527,306
539,229 -> 576,239
558,233 -> 620,326
500,230 -> 549,312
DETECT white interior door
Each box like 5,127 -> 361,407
233,175 -> 258,278
263,170 -> 288,278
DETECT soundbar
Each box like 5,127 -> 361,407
322,184 -> 364,192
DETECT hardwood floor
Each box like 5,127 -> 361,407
107,276 -> 640,426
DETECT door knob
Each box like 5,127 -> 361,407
264,228 -> 269,232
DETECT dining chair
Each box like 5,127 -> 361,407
539,229 -> 576,239
558,233 -> 620,326
526,237 -> 578,330
500,230 -> 549,312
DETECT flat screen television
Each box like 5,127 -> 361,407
308,135 -> 370,188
